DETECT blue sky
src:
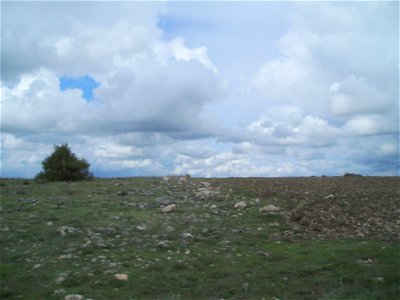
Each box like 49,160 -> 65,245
1,1 -> 399,178
60,75 -> 100,100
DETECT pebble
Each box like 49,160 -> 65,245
234,201 -> 247,210
161,204 -> 176,213
136,224 -> 148,231
65,294 -> 84,300
115,273 -> 129,281
259,204 -> 280,213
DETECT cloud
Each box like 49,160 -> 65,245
1,1 -> 398,178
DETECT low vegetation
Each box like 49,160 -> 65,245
0,176 -> 399,299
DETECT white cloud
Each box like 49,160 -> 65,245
1,1 -> 398,178
155,37 -> 218,74
330,76 -> 394,116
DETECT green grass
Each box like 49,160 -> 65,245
0,177 -> 399,299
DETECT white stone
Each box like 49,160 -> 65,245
161,204 -> 176,213
234,201 -> 247,210
259,204 -> 280,213
181,232 -> 193,239
65,295 -> 84,300
136,224 -> 148,231
115,273 -> 128,281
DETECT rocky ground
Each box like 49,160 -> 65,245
0,176 -> 399,299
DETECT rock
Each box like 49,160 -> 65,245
155,196 -> 172,205
157,241 -> 169,248
115,273 -> 128,281
161,204 -> 176,213
324,194 -> 335,200
181,232 -> 193,239
47,221 -> 54,226
55,273 -> 68,284
53,289 -> 66,295
178,175 -> 190,183
210,204 -> 218,210
259,204 -> 280,213
65,294 -> 84,300
58,226 -> 78,237
136,224 -> 148,231
184,249 -> 191,255
234,201 -> 247,210
117,191 -> 128,196
373,276 -> 384,282
201,181 -> 211,187
162,176 -> 170,182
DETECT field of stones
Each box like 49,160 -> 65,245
0,176 -> 399,299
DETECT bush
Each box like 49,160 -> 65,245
35,143 -> 93,182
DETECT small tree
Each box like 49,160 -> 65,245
35,143 -> 93,181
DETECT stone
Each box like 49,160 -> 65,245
259,204 -> 280,213
157,241 -> 169,248
234,201 -> 247,210
47,221 -> 54,226
58,226 -> 78,237
184,249 -> 191,255
136,224 -> 148,231
324,194 -> 335,200
181,232 -> 193,239
65,294 -> 84,300
162,176 -> 170,182
155,196 -> 172,205
161,204 -> 176,213
115,273 -> 128,281
177,175 -> 190,183
53,289 -> 66,295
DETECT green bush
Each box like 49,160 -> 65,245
35,143 -> 93,182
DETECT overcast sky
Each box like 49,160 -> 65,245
1,0 -> 399,178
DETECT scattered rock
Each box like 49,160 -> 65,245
259,204 -> 280,213
155,196 -> 172,205
181,232 -> 193,239
58,226 -> 78,237
65,294 -> 84,300
373,276 -> 384,282
136,224 -> 148,231
115,273 -> 128,281
161,204 -> 176,213
53,289 -> 66,295
234,201 -> 247,210
157,241 -> 169,248
55,273 -> 68,284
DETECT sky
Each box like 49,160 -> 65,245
1,0 -> 399,178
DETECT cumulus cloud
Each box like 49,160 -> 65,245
1,1 -> 398,178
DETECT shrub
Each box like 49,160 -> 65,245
35,143 -> 93,182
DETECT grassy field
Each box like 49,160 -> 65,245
0,176 -> 399,299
